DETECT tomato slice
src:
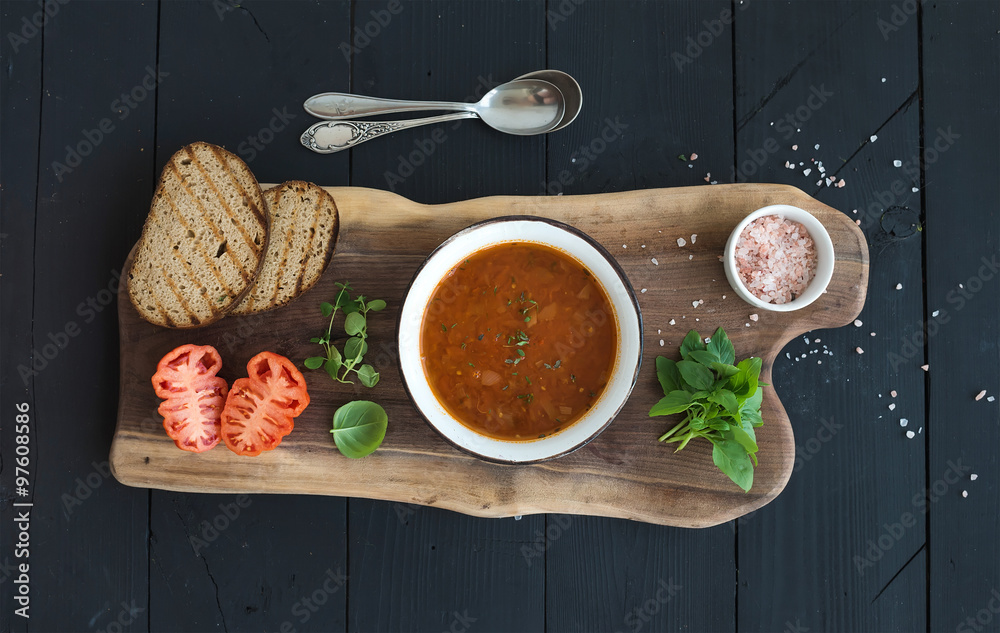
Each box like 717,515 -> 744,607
151,344 -> 228,453
221,351 -> 310,456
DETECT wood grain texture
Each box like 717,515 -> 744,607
111,184 -> 867,528
732,2 -> 929,632
923,2 -> 1000,630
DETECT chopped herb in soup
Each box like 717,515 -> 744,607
420,242 -> 618,441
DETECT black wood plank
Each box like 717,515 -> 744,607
734,2 -> 926,631
0,2 -> 43,632
923,2 -> 1000,630
544,2 -> 736,632
10,1 -> 157,631
347,1 -> 546,631
149,2 -> 351,631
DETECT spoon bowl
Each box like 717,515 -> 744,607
473,79 -> 564,135
515,70 -> 582,132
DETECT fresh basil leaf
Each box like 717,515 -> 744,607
345,312 -> 367,336
366,299 -> 387,312
304,356 -> 325,370
331,400 -> 388,458
680,330 -> 706,359
709,389 -> 739,416
712,438 -> 754,492
324,357 -> 341,381
709,419 -> 731,431
357,364 -> 379,388
729,426 -> 759,459
655,357 -> 682,394
709,327 -> 736,365
344,336 -> 367,361
732,357 -> 762,396
710,362 -> 740,379
677,360 -> 714,391
650,390 -> 693,416
688,349 -> 720,367
689,417 -> 707,431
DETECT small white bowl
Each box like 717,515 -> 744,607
723,204 -> 835,312
397,216 -> 643,464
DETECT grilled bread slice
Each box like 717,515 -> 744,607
128,142 -> 268,328
231,181 -> 340,315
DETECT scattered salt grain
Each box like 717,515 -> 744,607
690,153 -> 698,160
814,143 -> 820,150
803,168 -> 812,176
889,403 -> 896,411
911,187 -> 919,193
906,430 -> 915,439
817,360 -> 822,365
893,159 -> 902,167
792,144 -> 798,150
975,390 -> 987,401
854,319 -> 863,327
690,234 -> 697,243
932,310 -> 940,317
870,134 -> 878,142
651,257 -> 659,265
895,283 -> 903,290
855,219 -> 861,225
668,319 -> 676,325
641,244 -> 646,248
623,244 -> 627,249
899,418 -> 908,427
659,340 -> 664,347
881,77 -> 887,83
749,314 -> 759,321
640,288 -> 647,294
921,364 -> 929,371
989,396 -> 996,402
891,390 -> 897,397
836,180 -> 846,188
677,237 -> 686,247
870,332 -> 876,337
971,474 -> 978,481
962,490 -> 968,498
703,337 -> 711,344
688,254 -> 694,260
856,347 -> 864,354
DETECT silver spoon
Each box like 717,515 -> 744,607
301,79 -> 564,154
514,70 -> 581,132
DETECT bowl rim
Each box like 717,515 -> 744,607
723,204 -> 835,312
395,215 -> 644,465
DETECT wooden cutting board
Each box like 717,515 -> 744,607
110,184 -> 868,528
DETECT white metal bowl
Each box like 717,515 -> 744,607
397,216 -> 643,464
723,204 -> 835,312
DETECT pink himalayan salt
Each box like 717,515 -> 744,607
734,215 -> 818,304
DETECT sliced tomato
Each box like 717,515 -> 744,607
221,351 -> 310,456
151,344 -> 228,453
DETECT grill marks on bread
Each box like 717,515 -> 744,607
232,181 -> 339,315
127,142 -> 267,328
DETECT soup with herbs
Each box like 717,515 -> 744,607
419,242 -> 618,441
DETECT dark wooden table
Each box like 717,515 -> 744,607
2,1 -> 998,631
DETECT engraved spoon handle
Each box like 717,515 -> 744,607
304,93 -> 475,119
300,112 -> 478,154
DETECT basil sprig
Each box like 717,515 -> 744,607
651,328 -> 767,492
305,282 -> 385,388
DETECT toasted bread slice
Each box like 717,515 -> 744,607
128,142 -> 268,328
231,181 -> 340,315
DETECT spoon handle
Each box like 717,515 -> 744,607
300,112 -> 478,154
304,93 -> 474,119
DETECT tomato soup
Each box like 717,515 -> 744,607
419,242 -> 618,441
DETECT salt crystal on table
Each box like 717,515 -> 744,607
870,332 -> 876,337
692,300 -> 699,308
921,364 -> 929,371
912,187 -> 919,193
688,254 -> 693,260
659,340 -> 664,347
855,219 -> 861,225
792,144 -> 798,150
932,310 -> 940,317
651,257 -> 659,265
690,234 -> 697,243
900,418 -> 908,427
989,396 -> 996,402
889,403 -> 896,411
722,295 -> 726,299
854,319 -> 863,327
896,283 -> 903,290
750,314 -> 759,321
891,390 -> 897,397
690,153 -> 698,160
975,390 -> 987,401
641,244 -> 646,248
882,77 -> 887,83
669,319 -> 676,325
805,337 -> 810,344
623,244 -> 627,248
786,352 -> 791,359
815,338 -> 821,343
817,360 -> 822,364
962,490 -> 968,498
971,474 -> 978,481
703,337 -> 711,344
856,347 -> 864,354
640,288 -> 647,294
814,143 -> 820,150
836,180 -> 846,188
906,430 -> 915,439
657,329 -> 661,334
893,160 -> 902,167
870,135 -> 878,142
677,237 -> 686,247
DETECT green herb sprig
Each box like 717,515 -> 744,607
650,328 -> 767,492
304,282 -> 386,388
